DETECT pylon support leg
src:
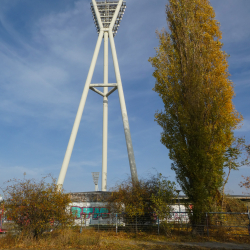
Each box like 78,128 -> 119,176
102,31 -> 109,191
57,30 -> 104,190
109,29 -> 138,184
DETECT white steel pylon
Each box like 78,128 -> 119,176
57,0 -> 138,191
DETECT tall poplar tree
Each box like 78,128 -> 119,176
149,0 -> 242,227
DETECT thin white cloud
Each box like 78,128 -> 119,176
237,119 -> 250,132
0,1 -> 106,129
0,0 -> 249,195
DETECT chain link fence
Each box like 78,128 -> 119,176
1,210 -> 249,238
205,212 -> 249,237
75,211 -> 250,237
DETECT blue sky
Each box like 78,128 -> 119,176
0,0 -> 249,195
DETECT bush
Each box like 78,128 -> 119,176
107,174 -> 177,222
223,196 -> 247,213
2,175 -> 74,238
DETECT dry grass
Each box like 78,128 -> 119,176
0,227 -> 249,249
0,228 -> 100,249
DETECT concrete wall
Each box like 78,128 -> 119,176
68,192 -> 250,225
69,192 -> 191,224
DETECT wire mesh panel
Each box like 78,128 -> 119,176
206,212 -> 249,237
78,213 -> 159,234
168,211 -> 190,223
120,214 -> 158,234
164,212 -> 249,237
77,211 -> 250,238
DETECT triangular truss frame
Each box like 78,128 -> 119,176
57,0 -> 138,191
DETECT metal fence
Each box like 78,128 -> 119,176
76,211 -> 250,237
76,213 -> 159,234
205,212 -> 249,237
1,211 -> 249,238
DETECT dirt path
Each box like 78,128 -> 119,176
164,241 -> 250,249
102,239 -> 250,249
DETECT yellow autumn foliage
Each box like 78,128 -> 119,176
3,175 -> 74,238
149,0 -> 242,224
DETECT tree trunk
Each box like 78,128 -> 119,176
221,165 -> 231,211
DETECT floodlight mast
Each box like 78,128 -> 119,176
57,0 -> 138,191
92,172 -> 100,191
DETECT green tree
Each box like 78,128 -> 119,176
2,176 -> 73,238
149,0 -> 242,229
107,174 -> 176,221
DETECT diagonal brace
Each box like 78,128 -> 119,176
106,86 -> 117,97
90,87 -> 105,97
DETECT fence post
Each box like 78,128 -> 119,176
80,213 -> 83,233
98,214 -> 100,232
85,214 -> 86,229
206,213 -> 209,238
136,215 -> 138,234
178,212 -> 180,235
90,214 -> 92,227
116,213 -> 118,234
247,207 -> 250,236
157,216 -> 159,235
